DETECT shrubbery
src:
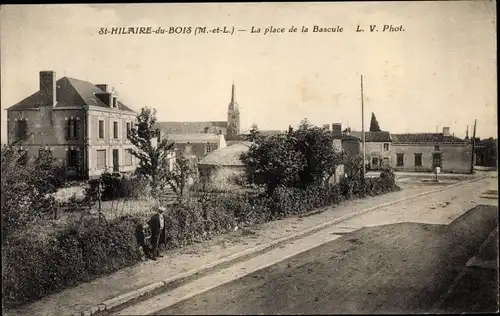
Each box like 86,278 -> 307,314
2,215 -> 142,304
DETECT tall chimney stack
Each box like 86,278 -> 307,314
442,127 -> 450,136
40,71 -> 57,107
332,123 -> 342,137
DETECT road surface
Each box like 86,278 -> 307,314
115,175 -> 498,315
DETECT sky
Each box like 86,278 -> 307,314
0,2 -> 497,142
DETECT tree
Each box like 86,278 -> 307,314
241,134 -> 306,195
248,123 -> 261,142
128,107 -> 175,198
166,155 -> 197,203
369,112 -> 381,132
291,121 -> 343,186
1,144 -> 67,239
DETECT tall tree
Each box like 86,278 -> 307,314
248,123 -> 261,142
369,112 -> 381,132
128,107 -> 175,198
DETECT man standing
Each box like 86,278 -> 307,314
148,206 -> 168,260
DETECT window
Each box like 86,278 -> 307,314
66,118 -> 80,140
126,122 -> 132,139
383,143 -> 390,151
16,119 -> 28,140
434,145 -> 440,151
66,149 -> 79,167
414,153 -> 423,167
112,97 -> 117,108
113,121 -> 119,139
204,142 -> 213,155
98,120 -> 105,139
396,153 -> 404,166
125,149 -> 133,165
96,150 -> 107,169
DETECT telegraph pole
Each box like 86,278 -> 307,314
361,74 -> 366,178
470,119 -> 477,174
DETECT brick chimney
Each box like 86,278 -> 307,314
442,127 -> 450,136
40,71 -> 57,106
332,123 -> 342,137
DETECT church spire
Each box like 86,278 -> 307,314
231,81 -> 235,103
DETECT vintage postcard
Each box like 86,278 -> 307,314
1,2 -> 497,315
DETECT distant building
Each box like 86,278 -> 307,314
156,83 -> 240,140
350,130 -> 392,170
6,71 -> 138,179
475,137 -> 497,168
198,141 -> 252,186
391,127 -> 472,173
159,132 -> 227,163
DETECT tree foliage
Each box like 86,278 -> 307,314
1,145 -> 67,239
242,119 -> 343,194
248,123 -> 261,142
293,120 -> 344,186
242,134 -> 306,195
128,107 -> 175,198
369,112 -> 381,132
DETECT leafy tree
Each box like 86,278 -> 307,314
241,134 -> 306,195
248,123 -> 261,142
128,107 -> 175,198
1,145 -> 67,239
167,156 -> 197,203
369,112 -> 381,132
291,121 -> 343,186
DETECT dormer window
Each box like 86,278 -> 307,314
112,97 -> 117,108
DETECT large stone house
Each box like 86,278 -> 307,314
391,127 -> 472,173
6,71 -> 138,179
350,130 -> 392,170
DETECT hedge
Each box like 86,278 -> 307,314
2,171 -> 398,306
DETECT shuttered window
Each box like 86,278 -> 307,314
96,150 -> 106,169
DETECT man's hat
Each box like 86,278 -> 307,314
157,206 -> 166,213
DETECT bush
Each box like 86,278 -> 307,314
1,145 -> 67,239
2,215 -> 143,305
84,173 -> 151,202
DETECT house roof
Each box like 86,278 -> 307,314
7,77 -> 135,112
163,133 -> 221,143
350,131 -> 392,142
199,141 -> 253,166
156,121 -> 228,134
391,133 -> 470,144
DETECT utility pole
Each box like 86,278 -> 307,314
361,74 -> 366,179
470,119 -> 477,174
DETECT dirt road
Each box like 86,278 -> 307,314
115,175 -> 498,315
154,205 -> 498,315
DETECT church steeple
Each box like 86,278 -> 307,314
231,81 -> 235,103
227,81 -> 240,139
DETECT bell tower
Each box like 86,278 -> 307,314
227,82 -> 240,139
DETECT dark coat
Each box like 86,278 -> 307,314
148,213 -> 168,245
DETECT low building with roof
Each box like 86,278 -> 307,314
391,127 -> 472,173
6,70 -> 138,179
197,141 -> 252,187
